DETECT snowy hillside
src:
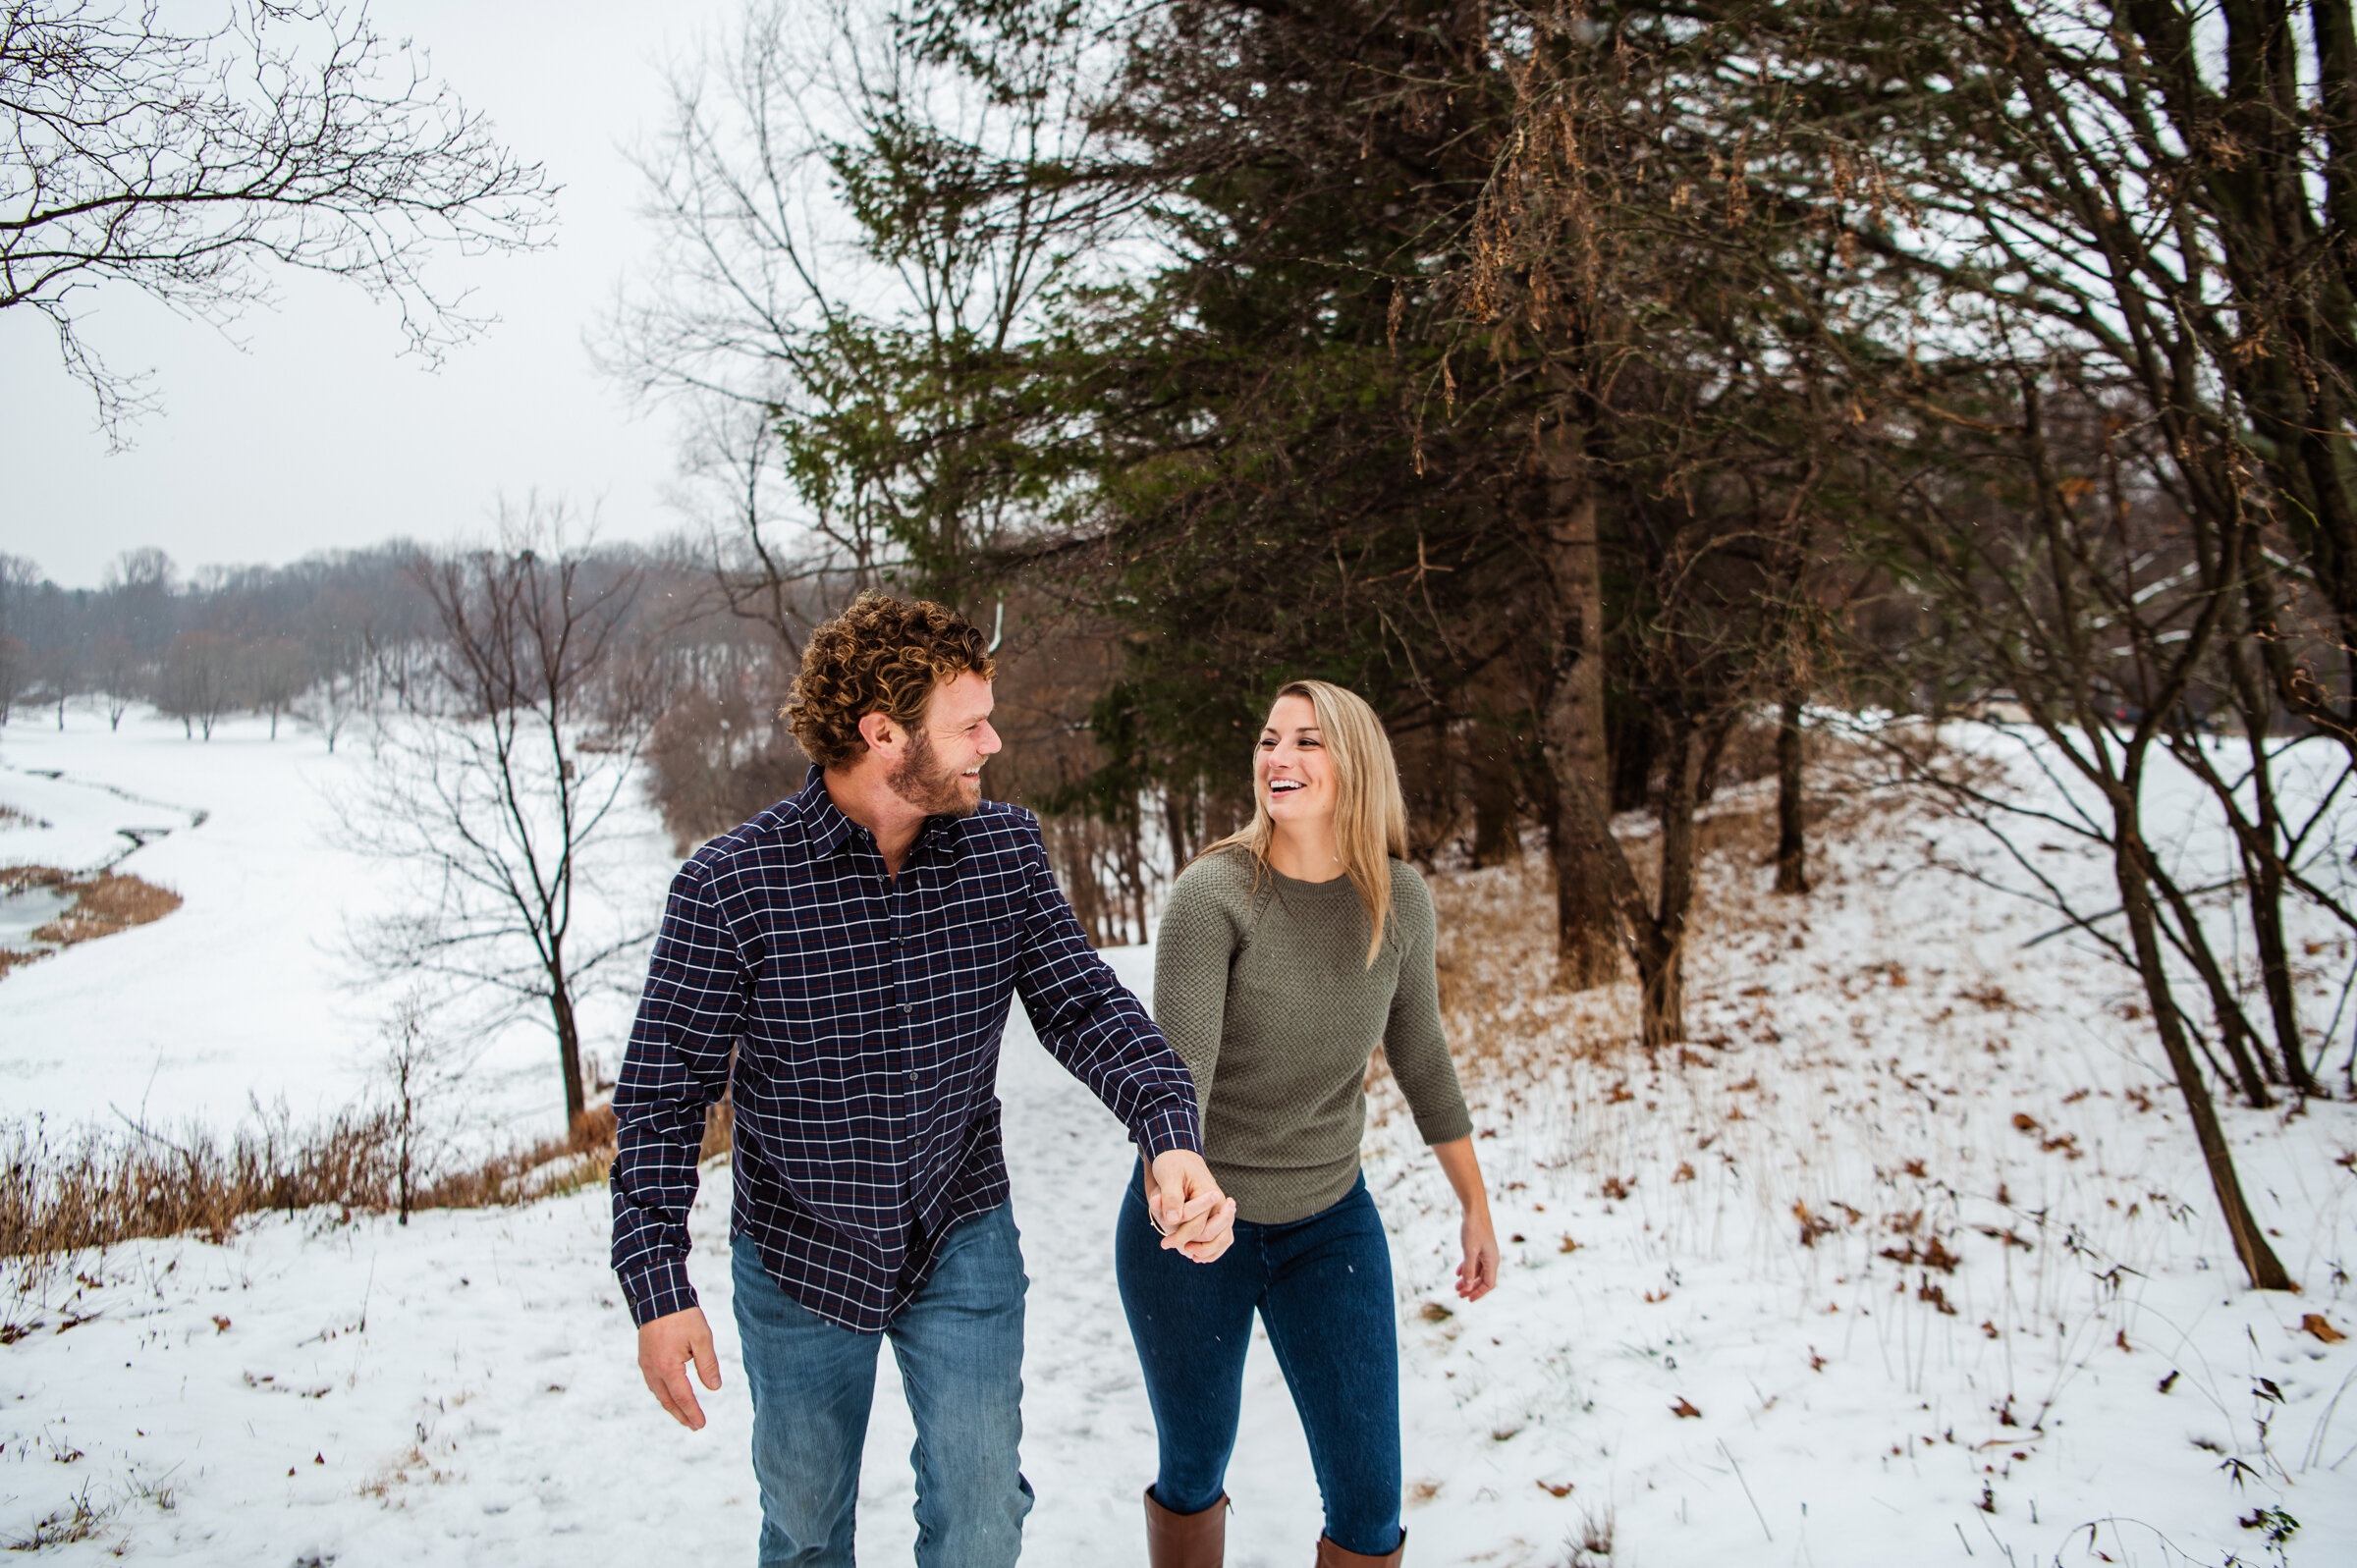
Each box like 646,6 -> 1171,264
0,710 -> 666,1142
2,714 -> 2353,1566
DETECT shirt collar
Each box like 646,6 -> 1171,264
794,765 -> 965,865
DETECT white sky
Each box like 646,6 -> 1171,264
0,0 -> 740,588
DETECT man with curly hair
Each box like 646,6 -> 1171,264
611,592 -> 1233,1567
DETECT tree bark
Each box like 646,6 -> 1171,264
2117,834 -> 2295,1289
2222,629 -> 2318,1094
1775,689 -> 1809,894
1634,719 -> 1704,1054
2146,861 -> 2276,1107
1470,723 -> 1520,868
1536,409 -> 1622,990
552,981 -> 587,1131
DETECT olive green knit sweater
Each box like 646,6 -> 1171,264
1151,847 -> 1472,1224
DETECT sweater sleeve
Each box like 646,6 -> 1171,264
1383,866 -> 1473,1147
1152,855 -> 1243,1119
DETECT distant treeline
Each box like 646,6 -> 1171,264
0,538 -> 1171,948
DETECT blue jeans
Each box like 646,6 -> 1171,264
1114,1171 -> 1402,1556
732,1206 -> 1033,1568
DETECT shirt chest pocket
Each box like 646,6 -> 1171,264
905,906 -> 1024,974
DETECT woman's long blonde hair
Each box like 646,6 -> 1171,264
1200,678 -> 1409,967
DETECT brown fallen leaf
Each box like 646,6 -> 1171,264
1538,1480 -> 1574,1497
2301,1313 -> 2346,1344
211,1315 -> 231,1333
1671,1397 -> 1703,1419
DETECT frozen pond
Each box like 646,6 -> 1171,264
0,877 -> 73,956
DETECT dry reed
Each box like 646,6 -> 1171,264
0,865 -> 183,980
0,1100 -> 679,1299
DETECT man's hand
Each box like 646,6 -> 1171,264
1149,1149 -> 1237,1264
637,1306 -> 721,1430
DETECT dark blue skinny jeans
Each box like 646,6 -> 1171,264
1114,1170 -> 1402,1556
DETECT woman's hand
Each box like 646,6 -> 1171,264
1431,1136 -> 1500,1302
1456,1207 -> 1500,1301
1149,1148 -> 1239,1263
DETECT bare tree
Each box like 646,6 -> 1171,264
240,636 -> 304,738
2,0 -> 554,437
89,636 -> 137,729
292,660 -> 362,752
377,989 -> 451,1226
35,642 -> 76,728
0,634 -> 24,724
158,628 -> 230,738
342,507 -> 660,1129
604,0 -> 1132,639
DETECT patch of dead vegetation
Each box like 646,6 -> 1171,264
0,1097 -> 748,1294
1423,754 -> 1946,1088
0,802 -> 47,830
0,864 -> 183,979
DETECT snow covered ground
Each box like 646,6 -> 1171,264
3,711 -> 2355,1565
0,708 -> 665,1143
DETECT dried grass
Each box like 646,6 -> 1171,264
1424,757 -> 1911,1089
1,1101 -> 666,1298
0,1090 -> 743,1294
0,864 -> 182,980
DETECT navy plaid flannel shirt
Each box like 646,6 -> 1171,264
610,768 -> 1202,1333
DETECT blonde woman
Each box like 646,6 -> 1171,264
1119,679 -> 1499,1568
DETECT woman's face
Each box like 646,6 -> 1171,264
1257,693 -> 1335,829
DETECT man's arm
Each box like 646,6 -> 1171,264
1004,812 -> 1235,1259
611,856 -> 744,1428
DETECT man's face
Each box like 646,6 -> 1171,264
886,671 -> 1001,817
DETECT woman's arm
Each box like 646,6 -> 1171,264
1431,1136 -> 1500,1301
1152,859 -> 1239,1115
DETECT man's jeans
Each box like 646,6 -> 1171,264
732,1206 -> 1033,1567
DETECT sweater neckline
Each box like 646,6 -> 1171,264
1267,864 -> 1358,893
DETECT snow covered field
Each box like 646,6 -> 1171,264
0,709 -> 665,1142
3,712 -> 2355,1565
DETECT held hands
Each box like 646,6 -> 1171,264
1149,1149 -> 1238,1263
637,1306 -> 722,1430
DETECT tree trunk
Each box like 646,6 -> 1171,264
1536,409 -> 1621,990
2227,657 -> 2318,1095
1635,719 -> 1704,1054
551,982 -> 587,1131
1470,723 -> 1519,868
1775,690 -> 1809,894
1162,784 -> 1196,874
2117,836 -> 2295,1290
2146,862 -> 2275,1107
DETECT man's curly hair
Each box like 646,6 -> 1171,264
781,593 -> 997,768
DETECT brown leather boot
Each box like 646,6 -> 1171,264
1144,1487 -> 1228,1568
1315,1529 -> 1405,1567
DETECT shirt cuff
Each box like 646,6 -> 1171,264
618,1256 -> 700,1328
1132,1101 -> 1202,1164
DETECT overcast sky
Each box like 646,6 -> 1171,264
0,0 -> 739,589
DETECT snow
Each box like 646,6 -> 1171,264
4,710 -> 2356,1565
0,710 -> 665,1142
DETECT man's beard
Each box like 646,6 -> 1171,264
887,727 -> 979,817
